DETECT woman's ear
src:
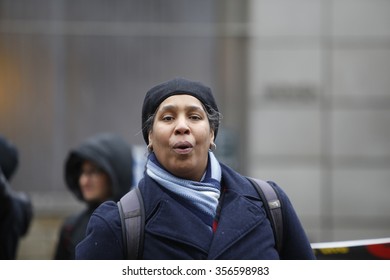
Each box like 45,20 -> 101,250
148,131 -> 154,151
148,133 -> 152,146
209,139 -> 217,151
209,130 -> 215,148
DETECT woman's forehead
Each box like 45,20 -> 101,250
157,95 -> 205,111
81,160 -> 99,169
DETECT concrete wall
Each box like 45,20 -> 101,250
247,0 -> 390,242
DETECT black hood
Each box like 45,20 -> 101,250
65,133 -> 133,203
0,135 -> 19,181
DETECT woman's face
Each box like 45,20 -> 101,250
148,94 -> 214,181
79,160 -> 112,203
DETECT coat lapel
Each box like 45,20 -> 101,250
145,193 -> 214,254
207,189 -> 267,259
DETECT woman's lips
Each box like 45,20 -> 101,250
173,141 -> 193,154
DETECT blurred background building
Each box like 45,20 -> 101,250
0,0 -> 389,259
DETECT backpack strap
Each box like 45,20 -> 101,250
247,177 -> 284,254
117,187 -> 145,259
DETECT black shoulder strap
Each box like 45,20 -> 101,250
117,187 -> 145,259
247,177 -> 284,254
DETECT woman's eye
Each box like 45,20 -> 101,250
189,114 -> 202,120
162,115 -> 174,121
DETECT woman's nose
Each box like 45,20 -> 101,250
174,116 -> 190,135
79,173 -> 90,187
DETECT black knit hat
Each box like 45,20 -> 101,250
141,77 -> 219,144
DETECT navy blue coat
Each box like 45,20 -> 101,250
76,163 -> 315,260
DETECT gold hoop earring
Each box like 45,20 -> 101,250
210,142 -> 217,151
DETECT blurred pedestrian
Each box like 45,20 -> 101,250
54,133 -> 134,259
0,135 -> 33,259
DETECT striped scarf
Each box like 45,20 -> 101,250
146,151 -> 222,228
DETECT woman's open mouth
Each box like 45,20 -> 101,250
173,141 -> 193,154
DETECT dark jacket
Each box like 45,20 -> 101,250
54,133 -> 133,259
75,162 -> 315,260
0,136 -> 33,260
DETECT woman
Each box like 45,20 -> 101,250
76,77 -> 315,260
54,132 -> 133,259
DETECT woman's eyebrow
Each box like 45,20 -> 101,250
159,104 -> 204,112
186,105 -> 204,112
158,104 -> 177,112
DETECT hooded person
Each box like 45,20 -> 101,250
54,132 -> 133,259
75,78 -> 315,260
0,135 -> 33,259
